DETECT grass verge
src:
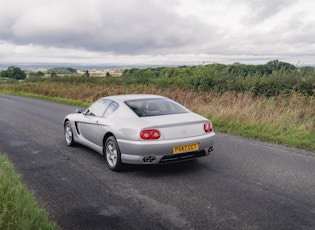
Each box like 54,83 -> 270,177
211,116 -> 315,151
0,89 -> 90,107
0,154 -> 58,230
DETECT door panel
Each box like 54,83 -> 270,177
77,116 -> 101,146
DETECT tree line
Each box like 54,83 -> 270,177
0,66 -> 27,80
1,60 -> 314,97
0,67 -> 78,80
122,60 -> 315,96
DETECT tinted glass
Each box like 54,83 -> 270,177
125,98 -> 189,117
103,101 -> 119,117
86,99 -> 112,117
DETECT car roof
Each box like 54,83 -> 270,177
103,94 -> 166,103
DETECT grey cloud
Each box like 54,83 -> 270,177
243,0 -> 295,24
0,0 -> 215,55
1,0 -> 314,65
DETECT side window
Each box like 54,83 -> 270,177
103,101 -> 119,117
86,99 -> 112,117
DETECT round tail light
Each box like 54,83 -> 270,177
204,122 -> 213,133
140,129 -> 161,140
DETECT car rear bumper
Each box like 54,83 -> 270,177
118,132 -> 215,164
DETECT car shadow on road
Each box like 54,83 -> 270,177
121,159 -> 214,176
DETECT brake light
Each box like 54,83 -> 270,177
204,122 -> 213,133
140,129 -> 161,140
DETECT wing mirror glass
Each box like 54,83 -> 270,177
75,108 -> 85,114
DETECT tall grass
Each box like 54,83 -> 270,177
1,81 -> 314,152
190,92 -> 314,150
0,154 -> 58,230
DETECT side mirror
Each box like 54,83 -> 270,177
75,108 -> 85,114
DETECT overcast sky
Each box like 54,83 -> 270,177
0,0 -> 314,66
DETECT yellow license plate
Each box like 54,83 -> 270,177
173,143 -> 199,154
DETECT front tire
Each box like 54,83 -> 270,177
104,136 -> 123,171
64,121 -> 75,146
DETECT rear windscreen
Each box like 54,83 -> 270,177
125,98 -> 189,117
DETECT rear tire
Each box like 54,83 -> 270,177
104,136 -> 123,171
64,121 -> 75,146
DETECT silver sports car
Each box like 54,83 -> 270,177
64,94 -> 215,171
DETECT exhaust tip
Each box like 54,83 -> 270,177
143,156 -> 156,163
208,147 -> 214,153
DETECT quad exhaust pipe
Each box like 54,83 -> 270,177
143,148 -> 213,163
143,156 -> 156,163
208,147 -> 214,153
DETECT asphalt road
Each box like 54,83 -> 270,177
1,94 -> 315,230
